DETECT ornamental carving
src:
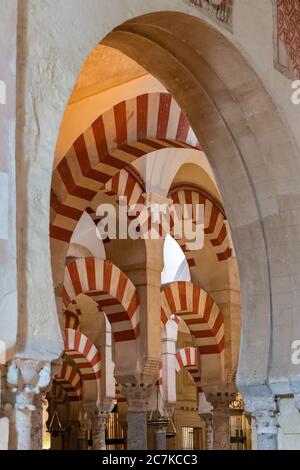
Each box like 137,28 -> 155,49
276,0 -> 300,79
190,0 -> 234,29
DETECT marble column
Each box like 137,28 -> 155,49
6,359 -> 51,450
30,394 -> 43,450
246,398 -> 279,450
121,384 -> 151,450
77,412 -> 91,450
209,394 -> 232,450
91,411 -> 108,450
201,413 -> 213,450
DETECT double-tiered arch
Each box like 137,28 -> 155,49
62,257 -> 140,375
161,281 -> 224,385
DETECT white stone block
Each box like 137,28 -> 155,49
0,417 -> 9,450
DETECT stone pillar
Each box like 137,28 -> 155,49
77,412 -> 91,450
161,320 -> 178,405
209,394 -> 232,450
198,392 -> 214,450
201,414 -> 213,450
6,359 -> 51,450
91,411 -> 109,450
246,398 -> 279,450
121,384 -> 151,450
31,394 -> 43,450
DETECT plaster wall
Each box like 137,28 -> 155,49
0,0 -> 17,362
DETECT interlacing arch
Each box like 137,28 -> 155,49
105,167 -> 145,206
169,185 -> 232,263
62,258 -> 140,343
160,281 -> 224,355
103,169 -> 231,265
175,347 -> 202,392
50,92 -> 199,243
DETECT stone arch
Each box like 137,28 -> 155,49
169,185 -> 232,262
175,346 -> 202,392
101,11 -> 300,395
62,258 -> 140,342
21,5 -> 298,396
50,92 -> 198,245
64,327 -> 101,403
55,362 -> 82,402
103,165 -> 230,268
64,310 -> 80,330
62,257 -> 140,376
161,281 -> 224,385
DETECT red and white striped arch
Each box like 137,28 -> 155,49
160,281 -> 224,355
175,346 -> 197,371
64,328 -> 101,382
170,187 -> 232,263
103,174 -> 231,266
50,92 -> 199,242
175,347 -> 202,392
64,310 -> 80,330
105,167 -> 145,207
55,362 -> 82,402
62,258 -> 140,343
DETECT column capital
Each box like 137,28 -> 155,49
6,359 -> 51,410
244,397 -> 279,437
85,398 -> 114,419
121,383 -> 153,412
207,391 -> 235,413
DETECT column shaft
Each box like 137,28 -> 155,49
92,414 -> 107,450
127,410 -> 147,450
